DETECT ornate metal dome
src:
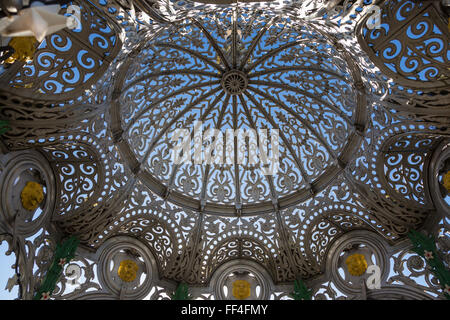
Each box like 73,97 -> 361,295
0,0 -> 448,301
112,9 -> 364,215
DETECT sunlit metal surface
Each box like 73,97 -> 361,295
0,0 -> 448,300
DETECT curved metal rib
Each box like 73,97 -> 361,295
247,86 -> 339,161
124,81 -> 221,132
155,42 -> 225,73
238,17 -> 278,70
140,88 -> 224,169
248,80 -> 354,127
231,8 -> 238,68
193,19 -> 231,70
243,91 -> 312,188
232,94 -> 242,212
122,70 -> 221,93
238,94 -> 279,203
199,94 -> 231,208
167,93 -> 230,198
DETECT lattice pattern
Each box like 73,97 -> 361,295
0,0 -> 448,300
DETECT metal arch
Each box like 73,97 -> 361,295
193,19 -> 231,70
154,42 -> 226,72
238,16 -> 279,70
246,85 -> 340,162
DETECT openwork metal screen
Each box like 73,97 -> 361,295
0,0 -> 448,300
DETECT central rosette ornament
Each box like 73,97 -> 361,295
221,70 -> 248,95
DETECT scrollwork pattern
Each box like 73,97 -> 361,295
358,0 -> 450,89
0,0 -> 448,300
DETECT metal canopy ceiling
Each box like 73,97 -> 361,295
110,9 -> 366,216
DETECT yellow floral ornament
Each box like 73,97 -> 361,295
345,253 -> 368,276
232,280 -> 251,300
118,260 -> 138,282
20,181 -> 44,211
5,36 -> 38,64
443,171 -> 450,192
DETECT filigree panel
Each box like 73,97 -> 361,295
0,0 -> 123,101
52,253 -> 101,300
380,133 -> 442,206
358,0 -> 450,89
345,98 -> 448,240
89,181 -> 198,281
182,213 -> 292,284
0,228 -> 57,300
35,133 -> 132,240
1,0 -> 449,297
41,143 -> 102,216
387,246 -> 446,299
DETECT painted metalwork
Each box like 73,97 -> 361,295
0,0 -> 448,300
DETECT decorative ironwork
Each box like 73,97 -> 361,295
358,0 -> 450,90
290,279 -> 312,300
221,70 -> 248,95
0,0 -> 448,300
0,0 -> 123,101
33,236 -> 79,300
110,6 -> 366,216
408,229 -> 450,299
